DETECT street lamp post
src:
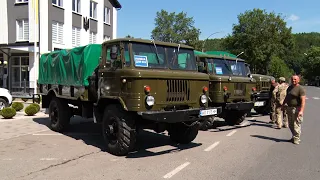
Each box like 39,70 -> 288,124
201,31 -> 224,52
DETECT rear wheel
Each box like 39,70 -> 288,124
102,104 -> 136,156
168,122 -> 199,144
48,97 -> 71,132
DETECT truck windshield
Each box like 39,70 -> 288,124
206,58 -> 232,76
131,42 -> 167,69
167,47 -> 197,71
228,60 -> 247,76
206,58 -> 247,76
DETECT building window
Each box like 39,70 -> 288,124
12,56 -> 29,88
72,0 -> 80,13
103,35 -> 110,41
15,0 -> 28,3
16,19 -> 29,41
52,0 -> 63,7
89,1 -> 97,19
89,31 -> 97,44
72,26 -> 81,47
52,21 -> 64,44
104,7 -> 110,24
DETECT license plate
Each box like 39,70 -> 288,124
254,101 -> 265,107
200,109 -> 217,116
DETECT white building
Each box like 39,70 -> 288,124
0,0 -> 122,94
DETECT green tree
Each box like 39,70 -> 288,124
223,8 -> 295,74
151,9 -> 201,49
288,32 -> 320,74
268,56 -> 294,80
201,38 -> 226,52
125,35 -> 134,38
301,46 -> 320,81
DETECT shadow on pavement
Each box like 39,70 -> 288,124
251,135 -> 291,142
32,116 -> 201,158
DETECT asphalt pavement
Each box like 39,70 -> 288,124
0,86 -> 319,180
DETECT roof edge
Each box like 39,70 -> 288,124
110,0 -> 122,9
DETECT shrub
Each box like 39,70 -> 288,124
11,102 -> 24,111
1,107 -> 16,119
30,103 -> 40,112
25,105 -> 38,116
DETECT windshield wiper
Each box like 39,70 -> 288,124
151,38 -> 161,64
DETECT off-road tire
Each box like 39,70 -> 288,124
168,122 -> 199,144
199,117 -> 214,131
225,110 -> 247,126
102,104 -> 136,156
48,97 -> 71,132
254,106 -> 270,115
0,98 -> 9,110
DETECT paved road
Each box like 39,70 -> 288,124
0,86 -> 319,180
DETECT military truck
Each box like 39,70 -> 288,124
250,73 -> 274,115
37,38 -> 222,156
195,51 -> 256,127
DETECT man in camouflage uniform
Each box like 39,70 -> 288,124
274,77 -> 288,129
269,79 -> 278,124
283,75 -> 306,145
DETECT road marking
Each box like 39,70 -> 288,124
32,133 -> 63,136
312,97 -> 320,100
204,141 -> 220,152
0,129 -> 49,141
306,97 -> 309,100
32,133 -> 100,136
2,158 -> 12,161
226,130 -> 237,137
40,158 -> 58,161
163,162 -> 190,179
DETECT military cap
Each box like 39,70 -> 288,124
279,77 -> 285,82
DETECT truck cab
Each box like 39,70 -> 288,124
195,51 -> 256,126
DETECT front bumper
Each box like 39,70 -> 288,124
251,92 -> 270,107
225,102 -> 254,111
138,106 -> 223,123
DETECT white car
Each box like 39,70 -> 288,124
0,88 -> 13,110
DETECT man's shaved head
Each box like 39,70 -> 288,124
291,75 -> 300,85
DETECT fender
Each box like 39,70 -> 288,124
97,96 -> 128,111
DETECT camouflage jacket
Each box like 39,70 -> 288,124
271,84 -> 279,101
276,83 -> 288,105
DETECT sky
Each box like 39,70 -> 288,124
116,0 -> 320,40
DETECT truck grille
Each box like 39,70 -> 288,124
261,81 -> 269,88
234,83 -> 246,96
166,80 -> 190,102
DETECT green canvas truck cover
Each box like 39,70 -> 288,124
38,44 -> 102,86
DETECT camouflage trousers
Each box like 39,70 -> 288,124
275,105 -> 288,128
286,106 -> 303,142
270,101 -> 276,122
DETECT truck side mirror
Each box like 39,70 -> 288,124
110,45 -> 118,60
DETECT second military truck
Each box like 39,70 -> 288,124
37,38 -> 222,156
195,51 -> 256,128
251,73 -> 274,115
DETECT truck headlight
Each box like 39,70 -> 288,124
200,94 -> 207,104
146,95 -> 155,106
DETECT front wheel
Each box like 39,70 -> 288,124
224,110 -> 247,126
168,122 -> 199,144
102,104 -> 136,156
